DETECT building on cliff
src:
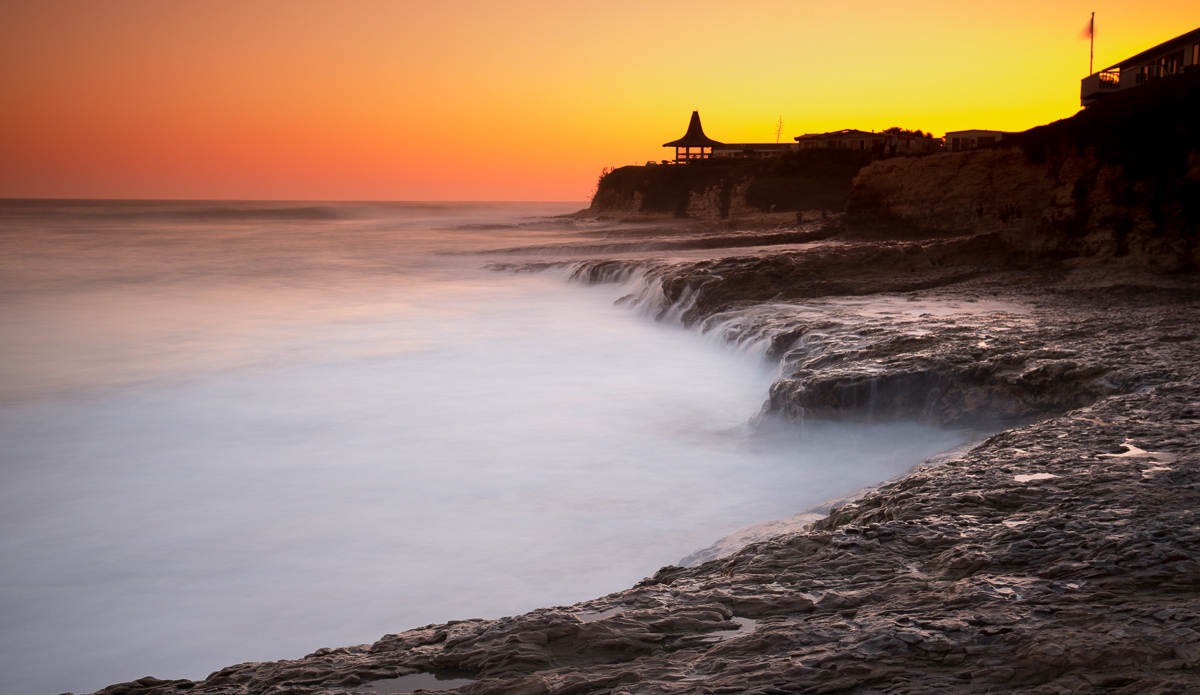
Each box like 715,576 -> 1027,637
662,111 -> 723,162
944,129 -> 1008,152
796,129 -> 877,150
1081,26 -> 1200,106
794,129 -> 938,155
711,142 -> 797,159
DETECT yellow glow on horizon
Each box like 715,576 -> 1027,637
1,0 -> 1197,200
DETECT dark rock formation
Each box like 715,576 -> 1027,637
847,71 -> 1200,270
845,147 -> 1053,237
587,160 -> 770,219
756,272 -> 1178,425
587,150 -> 875,219
650,233 -> 1020,322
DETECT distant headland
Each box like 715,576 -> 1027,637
588,26 -> 1199,257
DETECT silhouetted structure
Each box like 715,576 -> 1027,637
712,143 -> 796,159
663,111 -> 723,162
1081,26 -> 1200,106
795,129 -> 938,155
945,130 -> 1008,151
795,129 -> 878,150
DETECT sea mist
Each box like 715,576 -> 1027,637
0,202 -> 967,694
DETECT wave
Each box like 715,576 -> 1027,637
138,206 -> 351,222
0,200 -> 586,227
446,216 -> 604,233
471,225 -> 835,256
497,258 -> 788,366
0,200 -> 356,222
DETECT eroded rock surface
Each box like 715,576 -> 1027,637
847,147 -> 1053,236
845,71 -> 1200,272
751,273 -> 1189,426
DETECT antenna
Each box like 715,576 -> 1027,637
775,116 -> 783,145
1090,12 -> 1095,75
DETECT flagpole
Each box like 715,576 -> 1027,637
1090,12 -> 1095,75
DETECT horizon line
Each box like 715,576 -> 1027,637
0,197 -> 590,205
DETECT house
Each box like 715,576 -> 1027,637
1080,26 -> 1200,106
794,129 -> 938,154
711,142 -> 797,159
795,129 -> 879,151
944,130 -> 1008,152
663,111 -> 723,162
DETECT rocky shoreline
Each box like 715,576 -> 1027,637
85,71 -> 1200,695
84,221 -> 1200,695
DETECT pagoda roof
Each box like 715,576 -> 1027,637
663,111 -> 723,148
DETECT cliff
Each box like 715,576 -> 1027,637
848,71 -> 1200,269
587,150 -> 873,219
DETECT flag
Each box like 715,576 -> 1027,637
1080,16 -> 1094,40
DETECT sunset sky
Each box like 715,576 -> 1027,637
2,1 -> 1198,201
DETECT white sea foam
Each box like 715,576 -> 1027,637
0,201 -> 969,695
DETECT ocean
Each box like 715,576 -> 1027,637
0,201 -> 967,694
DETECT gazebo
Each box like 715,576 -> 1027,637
663,111 -> 723,162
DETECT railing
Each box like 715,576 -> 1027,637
1097,69 -> 1120,89
1081,69 -> 1123,102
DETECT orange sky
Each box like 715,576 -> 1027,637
2,1 -> 1198,201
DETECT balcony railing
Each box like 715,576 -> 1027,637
1081,68 -> 1125,103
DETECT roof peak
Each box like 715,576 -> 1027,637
663,111 -> 724,148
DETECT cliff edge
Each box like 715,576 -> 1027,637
848,71 -> 1200,269
586,150 -> 873,220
